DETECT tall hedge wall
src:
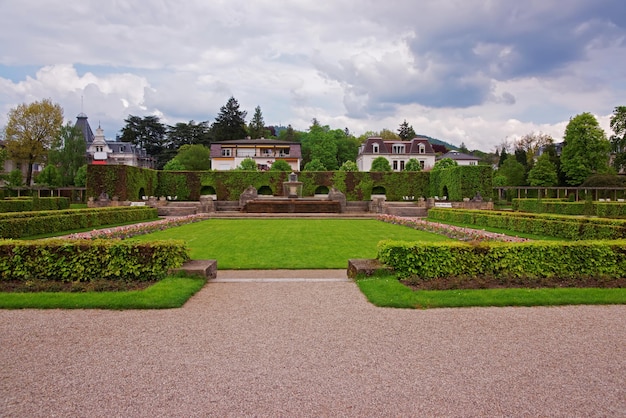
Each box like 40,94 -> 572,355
86,166 -> 472,201
86,165 -> 158,201
429,165 -> 493,201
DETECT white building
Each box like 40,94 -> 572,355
75,113 -> 154,168
356,136 -> 437,171
210,138 -> 302,171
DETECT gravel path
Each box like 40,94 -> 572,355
1,271 -> 625,417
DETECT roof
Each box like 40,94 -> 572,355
359,136 -> 435,155
74,113 -> 95,143
438,150 -> 480,161
212,138 -> 300,146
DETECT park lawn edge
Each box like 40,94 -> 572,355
355,275 -> 626,309
0,276 -> 206,310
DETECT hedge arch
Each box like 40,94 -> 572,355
315,185 -> 329,194
258,185 -> 273,195
372,185 -> 386,195
200,185 -> 216,195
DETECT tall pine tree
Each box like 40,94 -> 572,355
212,96 -> 248,141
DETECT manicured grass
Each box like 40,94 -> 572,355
131,219 -> 452,269
0,277 -> 206,310
356,275 -> 626,309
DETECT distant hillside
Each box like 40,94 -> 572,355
416,134 -> 458,151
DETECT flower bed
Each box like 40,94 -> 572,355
377,214 -> 529,242
65,214 -> 206,240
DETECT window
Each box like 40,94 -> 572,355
400,160 -> 405,171
470,161 -> 477,166
96,146 -> 103,152
393,160 -> 398,170
221,149 -> 231,157
372,144 -> 379,154
419,144 -> 425,154
419,160 -> 425,169
392,144 -> 405,154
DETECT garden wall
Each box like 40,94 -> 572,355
87,165 -> 491,202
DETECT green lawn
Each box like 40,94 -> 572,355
0,277 -> 206,310
356,275 -> 626,308
131,218 -> 452,269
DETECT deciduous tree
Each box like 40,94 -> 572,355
404,158 -> 422,171
237,158 -> 258,171
561,112 -> 610,185
270,159 -> 292,171
432,158 -> 458,171
48,123 -> 87,186
303,158 -> 326,171
370,156 -> 391,172
527,153 -> 558,186
3,99 -> 63,185
173,144 -> 211,170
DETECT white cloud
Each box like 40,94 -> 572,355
0,0 -> 624,150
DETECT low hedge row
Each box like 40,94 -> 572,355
377,239 -> 626,286
0,197 -> 70,213
0,207 -> 158,239
428,208 -> 626,240
0,239 -> 189,282
513,198 -> 626,218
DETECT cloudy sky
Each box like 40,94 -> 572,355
1,0 -> 624,152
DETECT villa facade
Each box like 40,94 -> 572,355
356,136 -> 437,171
210,138 -> 301,171
75,113 -> 155,168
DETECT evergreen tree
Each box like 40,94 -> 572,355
498,148 -> 509,167
398,120 -> 416,140
119,115 -> 167,166
610,106 -> 626,172
212,96 -> 248,141
247,106 -> 270,139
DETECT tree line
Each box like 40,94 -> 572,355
494,107 -> 626,190
2,95 -> 625,187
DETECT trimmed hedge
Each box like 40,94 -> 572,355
86,165 -> 158,201
428,208 -> 626,240
0,197 -> 70,213
377,239 -> 626,285
0,207 -> 158,239
0,239 -> 189,282
513,198 -> 626,218
429,165 -> 493,201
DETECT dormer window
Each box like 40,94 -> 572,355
372,144 -> 379,154
392,144 -> 405,154
419,144 -> 425,154
221,149 -> 231,157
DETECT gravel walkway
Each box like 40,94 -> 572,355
1,271 -> 625,417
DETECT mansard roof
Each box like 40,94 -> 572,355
75,112 -> 95,143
